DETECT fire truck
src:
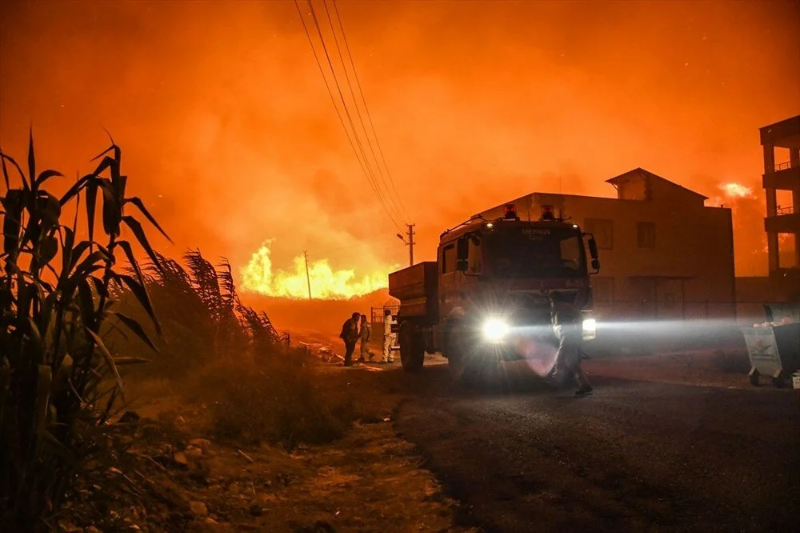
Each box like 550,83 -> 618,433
388,203 -> 601,378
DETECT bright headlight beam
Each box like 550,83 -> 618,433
582,318 -> 597,340
483,318 -> 509,341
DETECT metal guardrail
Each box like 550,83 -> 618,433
776,205 -> 794,215
774,161 -> 794,171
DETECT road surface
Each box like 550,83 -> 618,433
390,362 -> 800,533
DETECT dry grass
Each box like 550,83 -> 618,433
177,353 -> 355,451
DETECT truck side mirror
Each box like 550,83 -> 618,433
588,236 -> 598,260
591,258 -> 600,271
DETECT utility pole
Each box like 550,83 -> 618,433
303,250 -> 312,300
397,223 -> 415,267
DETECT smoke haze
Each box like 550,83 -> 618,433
1,0 -> 799,311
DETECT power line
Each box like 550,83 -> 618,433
300,0 -> 403,231
292,0 -> 371,197
330,0 -> 412,223
323,0 -> 408,224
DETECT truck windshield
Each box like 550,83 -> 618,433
485,227 -> 585,278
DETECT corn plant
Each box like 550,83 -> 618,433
0,134 -> 169,531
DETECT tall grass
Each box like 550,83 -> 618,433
109,249 -> 284,377
0,135 -> 166,531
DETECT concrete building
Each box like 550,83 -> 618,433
478,168 -> 736,321
737,114 -> 800,312
762,115 -> 800,275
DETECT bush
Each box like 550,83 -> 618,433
194,353 -> 353,450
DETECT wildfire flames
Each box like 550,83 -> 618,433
719,182 -> 755,199
241,241 -> 394,300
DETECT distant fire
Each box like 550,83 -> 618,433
706,181 -> 757,207
719,182 -> 754,199
241,241 -> 394,299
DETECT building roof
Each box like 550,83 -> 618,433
605,167 -> 708,200
759,115 -> 800,148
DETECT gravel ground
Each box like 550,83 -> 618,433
391,362 -> 800,533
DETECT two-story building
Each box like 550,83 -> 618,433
478,168 -> 736,321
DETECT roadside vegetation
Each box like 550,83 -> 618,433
0,137 -> 359,531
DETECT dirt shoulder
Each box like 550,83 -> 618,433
59,358 -> 474,533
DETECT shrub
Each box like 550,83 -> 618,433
196,353 -> 353,450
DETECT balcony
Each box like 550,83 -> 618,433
765,212 -> 800,233
763,164 -> 800,190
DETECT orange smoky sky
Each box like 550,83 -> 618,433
1,0 -> 799,294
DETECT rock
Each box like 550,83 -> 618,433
173,451 -> 189,466
189,501 -> 208,517
86,527 -> 102,533
190,438 -> 212,451
185,445 -> 203,458
208,484 -> 222,491
205,517 -> 219,525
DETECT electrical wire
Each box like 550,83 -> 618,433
299,0 -> 403,231
292,0 -> 373,200
323,0 -> 409,224
330,0 -> 412,223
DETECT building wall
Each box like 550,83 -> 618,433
479,191 -> 736,321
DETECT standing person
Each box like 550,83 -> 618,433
548,292 -> 592,396
357,314 -> 372,362
381,309 -> 395,364
339,312 -> 361,367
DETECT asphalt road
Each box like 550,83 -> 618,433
391,363 -> 800,533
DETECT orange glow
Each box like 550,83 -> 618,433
1,0 -> 798,295
241,241 -> 396,300
719,183 -> 755,199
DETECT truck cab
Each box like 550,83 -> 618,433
389,204 -> 600,375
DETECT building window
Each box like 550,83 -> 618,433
442,244 -> 456,273
584,218 -> 613,250
637,222 -> 655,248
592,277 -> 614,303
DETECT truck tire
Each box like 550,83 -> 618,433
399,321 -> 425,373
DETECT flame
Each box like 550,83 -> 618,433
241,240 -> 395,300
719,182 -> 754,199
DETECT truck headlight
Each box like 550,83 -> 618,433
482,318 -> 509,342
582,318 -> 596,340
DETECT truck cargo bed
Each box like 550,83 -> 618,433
388,262 -> 438,321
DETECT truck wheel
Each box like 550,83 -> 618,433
399,322 -> 424,373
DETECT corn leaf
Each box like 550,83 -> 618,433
125,197 -> 171,243
0,149 -> 28,190
122,216 -> 162,273
84,327 -> 124,398
111,311 -> 158,353
36,169 -> 63,187
116,273 -> 161,335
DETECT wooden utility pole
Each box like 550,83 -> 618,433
407,224 -> 415,266
397,223 -> 416,267
303,250 -> 312,300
